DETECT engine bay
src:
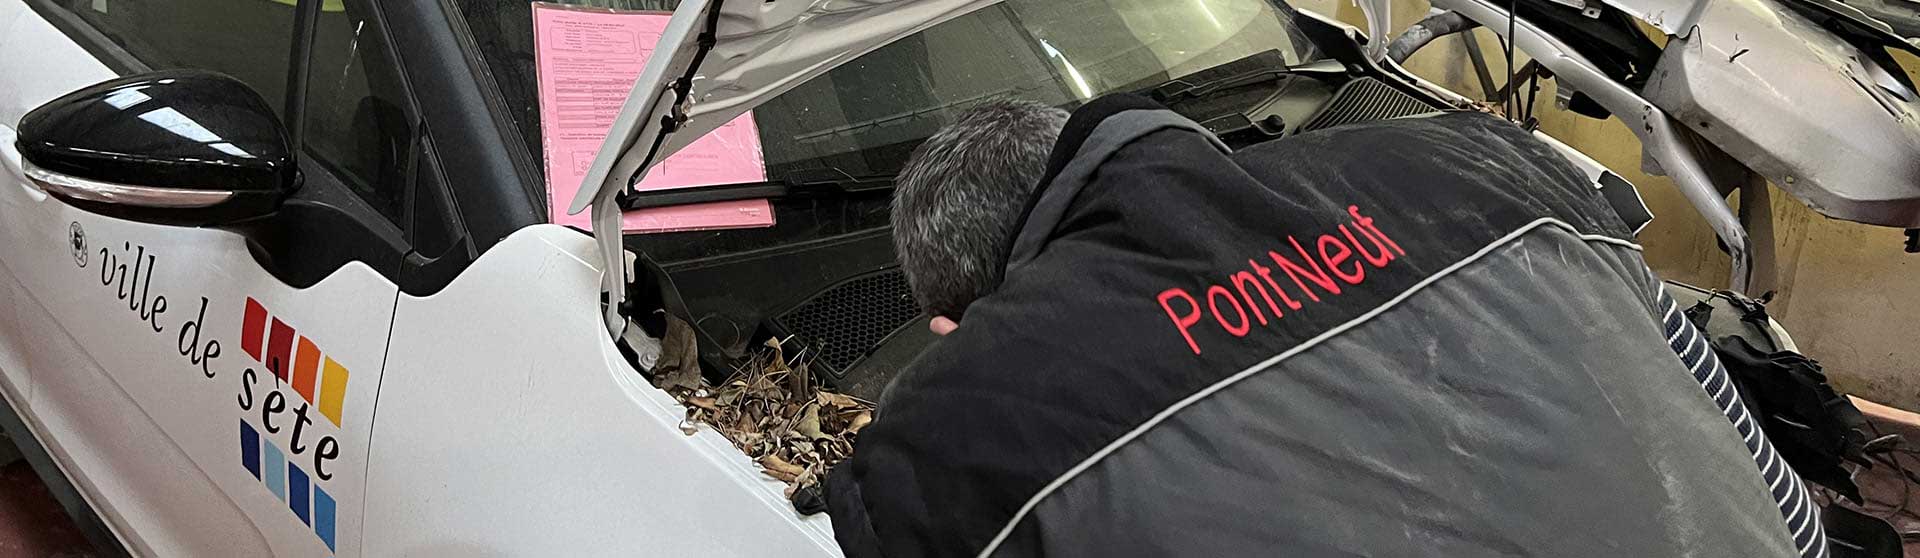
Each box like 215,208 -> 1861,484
624,218 -> 927,401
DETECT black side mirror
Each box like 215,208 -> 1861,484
16,70 -> 296,226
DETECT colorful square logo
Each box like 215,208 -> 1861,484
238,297 -> 347,553
242,298 -> 349,425
242,421 -> 336,551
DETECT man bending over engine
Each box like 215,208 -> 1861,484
825,96 -> 1827,558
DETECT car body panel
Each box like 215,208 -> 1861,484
1595,0 -> 1710,34
1840,0 -> 1920,38
1434,0 -> 1756,290
1495,0 -> 1920,227
0,2 -> 395,555
1641,0 -> 1920,227
363,224 -> 839,556
0,0 -> 844,554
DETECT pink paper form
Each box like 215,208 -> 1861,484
533,4 -> 774,233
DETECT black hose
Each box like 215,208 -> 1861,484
1386,11 -> 1481,64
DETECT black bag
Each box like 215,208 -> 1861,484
1672,283 -> 1871,500
1669,283 -> 1899,558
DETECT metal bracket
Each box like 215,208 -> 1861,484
580,0 -> 725,338
1436,0 -> 1755,292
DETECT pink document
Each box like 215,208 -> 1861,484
533,4 -> 774,233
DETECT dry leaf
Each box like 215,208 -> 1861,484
717,382 -> 746,405
749,376 -> 782,397
658,333 -> 876,497
688,396 -> 719,412
763,337 -> 788,371
818,391 -> 859,410
653,316 -> 703,392
761,454 -> 804,482
794,403 -> 832,441
787,372 -> 809,397
762,454 -> 805,476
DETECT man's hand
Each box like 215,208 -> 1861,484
929,316 -> 958,336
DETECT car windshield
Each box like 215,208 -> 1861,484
458,0 -> 1318,186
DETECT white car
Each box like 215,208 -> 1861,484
0,0 -> 1635,555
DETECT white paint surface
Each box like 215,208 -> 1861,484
0,2 -> 842,555
367,226 -> 840,556
0,5 -> 396,555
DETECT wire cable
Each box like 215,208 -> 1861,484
1861,420 -> 1920,529
1503,0 -> 1517,120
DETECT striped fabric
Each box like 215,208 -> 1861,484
1655,278 -> 1828,558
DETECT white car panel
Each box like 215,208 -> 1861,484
0,126 -> 35,399
365,225 -> 840,557
0,2 -> 397,556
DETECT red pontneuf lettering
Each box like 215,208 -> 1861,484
1155,205 -> 1402,355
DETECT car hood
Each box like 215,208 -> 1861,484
569,0 -> 994,215
571,0 -> 999,334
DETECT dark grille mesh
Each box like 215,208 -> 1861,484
1298,77 -> 1440,133
774,269 -> 920,375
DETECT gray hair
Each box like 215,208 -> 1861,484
892,99 -> 1069,319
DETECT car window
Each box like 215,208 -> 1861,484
755,0 -> 1318,180
66,0 -> 296,116
302,0 -> 416,225
450,0 -> 675,181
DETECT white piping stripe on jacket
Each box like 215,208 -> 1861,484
976,218 -> 1641,556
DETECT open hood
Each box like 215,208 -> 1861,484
571,0 -> 1402,337
570,0 -> 1001,335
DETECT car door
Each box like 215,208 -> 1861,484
0,0 -> 472,555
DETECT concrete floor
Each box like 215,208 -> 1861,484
1833,443 -> 1920,555
0,432 -> 93,558
1844,404 -> 1920,554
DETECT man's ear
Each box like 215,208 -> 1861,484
929,316 -> 959,336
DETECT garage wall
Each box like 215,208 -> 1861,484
1296,0 -> 1920,409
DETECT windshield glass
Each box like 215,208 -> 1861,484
457,0 -> 1318,191
757,0 -> 1319,181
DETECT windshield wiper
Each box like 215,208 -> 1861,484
616,174 -> 894,211
1145,49 -> 1299,103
